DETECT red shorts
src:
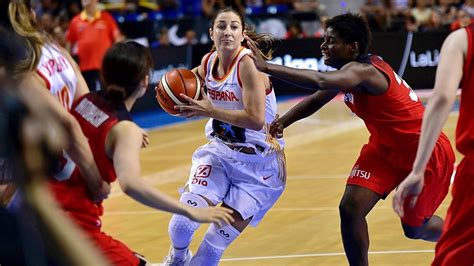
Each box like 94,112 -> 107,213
432,155 -> 474,266
84,228 -> 140,266
49,180 -> 140,265
347,137 -> 454,226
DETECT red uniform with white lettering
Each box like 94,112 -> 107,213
343,55 -> 455,226
49,92 -> 139,266
432,25 -> 474,266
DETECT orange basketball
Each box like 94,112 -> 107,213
155,69 -> 202,115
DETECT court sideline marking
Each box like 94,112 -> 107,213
149,250 -> 435,265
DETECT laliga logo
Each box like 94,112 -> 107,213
270,54 -> 336,72
409,49 -> 439,68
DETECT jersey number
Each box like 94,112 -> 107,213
56,85 -> 71,110
393,71 -> 418,102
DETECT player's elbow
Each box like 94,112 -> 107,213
248,116 -> 264,131
57,112 -> 78,134
432,92 -> 456,107
118,178 -> 134,196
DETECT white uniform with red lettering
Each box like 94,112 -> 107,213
7,44 -> 78,211
36,43 -> 77,110
187,47 -> 286,226
36,43 -> 77,181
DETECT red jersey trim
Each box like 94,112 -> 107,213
464,26 -> 473,77
36,70 -> 51,90
211,47 -> 244,82
203,53 -> 212,80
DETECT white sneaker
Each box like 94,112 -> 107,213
162,248 -> 192,266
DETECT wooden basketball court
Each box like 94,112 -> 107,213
101,94 -> 460,265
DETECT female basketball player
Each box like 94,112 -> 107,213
393,26 -> 474,265
247,13 -> 455,266
0,0 -> 109,202
50,41 -> 234,265
163,7 -> 286,266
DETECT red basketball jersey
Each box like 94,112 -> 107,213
343,55 -> 426,150
49,92 -> 131,229
456,24 -> 474,155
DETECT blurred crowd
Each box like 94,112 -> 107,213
35,0 -> 474,50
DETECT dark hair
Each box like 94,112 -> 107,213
326,13 -> 372,56
101,42 -> 153,103
0,0 -> 47,74
210,7 -> 276,60
0,27 -> 29,78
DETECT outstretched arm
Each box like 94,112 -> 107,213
245,36 -> 384,92
109,121 -> 234,225
281,91 -> 339,128
393,29 -> 466,217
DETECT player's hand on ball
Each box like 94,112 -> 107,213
175,87 -> 214,118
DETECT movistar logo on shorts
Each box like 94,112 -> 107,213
219,229 -> 230,239
350,165 -> 371,179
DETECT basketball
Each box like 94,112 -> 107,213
155,69 -> 202,115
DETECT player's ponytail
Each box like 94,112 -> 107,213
6,0 -> 47,73
243,25 -> 275,60
101,41 -> 153,104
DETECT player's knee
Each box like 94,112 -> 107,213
339,198 -> 364,221
190,223 -> 240,266
168,192 -> 210,248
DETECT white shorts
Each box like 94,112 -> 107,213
187,140 -> 286,227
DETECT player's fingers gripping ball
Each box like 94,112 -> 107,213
155,69 -> 202,115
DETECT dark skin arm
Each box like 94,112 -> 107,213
270,90 -> 339,137
244,36 -> 389,95
246,35 -> 390,137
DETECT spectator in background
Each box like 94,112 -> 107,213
202,0 -> 245,19
424,9 -> 447,31
39,12 -> 55,35
292,0 -> 327,36
150,27 -> 171,48
393,0 -> 411,15
360,0 -> 385,31
436,0 -> 458,27
52,14 -> 70,48
65,0 -> 82,18
167,19 -> 198,46
406,14 -> 420,31
265,0 -> 291,4
450,8 -> 474,31
258,17 -> 287,39
285,21 -> 306,39
461,0 -> 474,17
313,15 -> 328,38
67,0 -> 122,91
410,0 -> 434,28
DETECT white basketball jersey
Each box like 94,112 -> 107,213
203,47 -> 285,155
36,43 -> 77,110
